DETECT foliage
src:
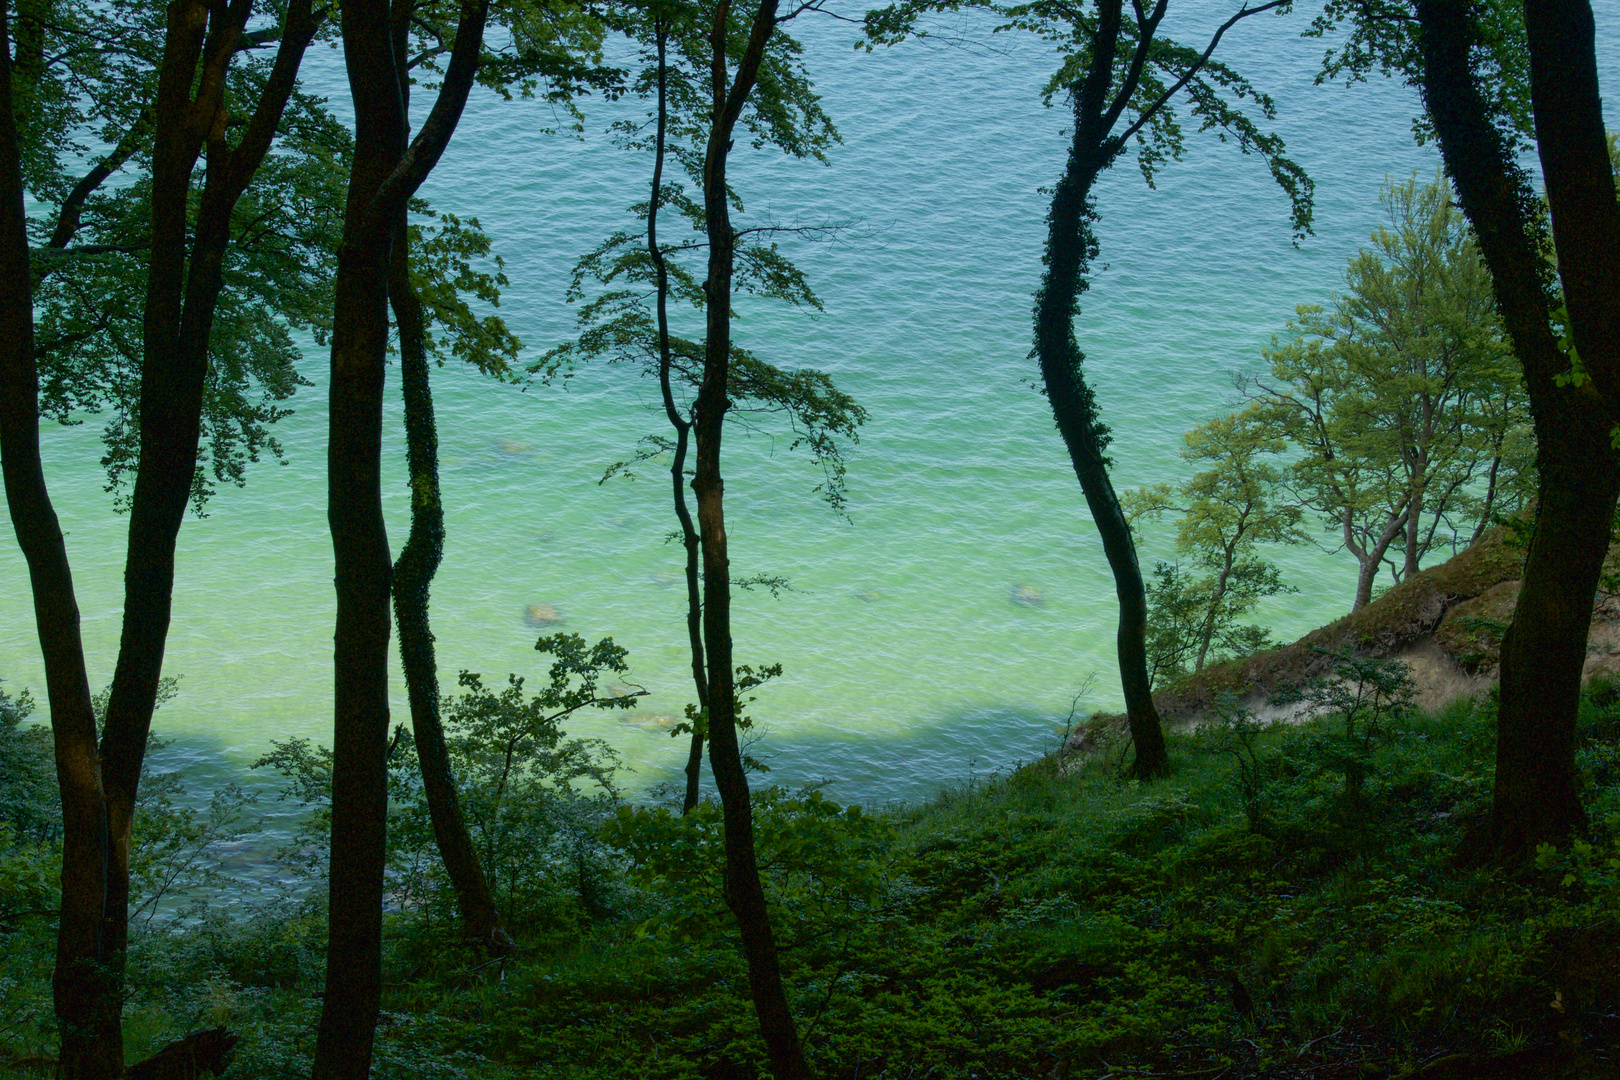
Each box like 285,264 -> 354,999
257,634 -> 631,929
543,0 -> 867,515
603,786 -> 892,945
1244,173 -> 1532,606
1271,649 -> 1419,801
0,685 -> 54,846
864,0 -> 1314,242
9,0 -> 523,511
1127,407 -> 1302,686
11,682 -> 1620,1078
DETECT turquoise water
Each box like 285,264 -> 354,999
4,4 -> 1618,805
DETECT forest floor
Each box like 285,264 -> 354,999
4,687 -> 1620,1079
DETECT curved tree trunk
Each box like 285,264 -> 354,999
1033,0 -> 1167,777
388,216 -> 513,957
0,19 -> 111,1077
645,22 -> 710,814
384,2 -> 511,960
1413,0 -> 1619,861
692,1 -> 813,1076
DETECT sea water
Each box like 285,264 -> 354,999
3,2 -> 1617,810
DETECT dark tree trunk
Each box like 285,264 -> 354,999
1413,0 -> 1619,860
99,6 -> 318,1066
384,3 -> 512,961
0,20 -> 111,1078
1033,0 -> 1167,778
314,3 -> 486,1075
389,216 -> 513,956
1525,0 -> 1620,419
645,22 -> 710,814
317,3 -> 406,1072
3,3 -> 315,1072
691,2 -> 812,1076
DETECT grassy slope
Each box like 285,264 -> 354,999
8,688 -> 1615,1080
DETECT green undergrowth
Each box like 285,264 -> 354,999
4,686 -> 1620,1079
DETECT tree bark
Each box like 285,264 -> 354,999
1349,506 -> 1407,612
1032,0 -> 1168,778
384,3 -> 512,962
0,18 -> 112,1078
1524,0 -> 1620,423
645,22 -> 710,814
97,7 -> 318,1069
389,217 -> 513,956
691,1 -> 813,1076
1413,0 -> 1619,860
315,3 -> 486,1075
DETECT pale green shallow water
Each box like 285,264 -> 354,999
4,3 -> 1618,809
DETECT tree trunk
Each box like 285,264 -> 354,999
1413,0 -> 1619,860
389,216 -> 513,957
1193,553 -> 1235,672
1033,2 -> 1167,777
692,2 -> 813,1076
0,21 -> 112,1077
314,2 -> 486,1074
645,23 -> 709,814
99,7 -> 318,1064
1349,507 -> 1407,612
1524,0 -> 1620,422
384,3 -> 512,961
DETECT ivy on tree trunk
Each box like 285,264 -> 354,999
385,4 -> 512,961
1412,0 -> 1618,861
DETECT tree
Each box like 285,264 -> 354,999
931,0 -> 1313,777
3,2 -> 327,1073
688,0 -> 820,1072
385,0 -> 587,963
1316,0 -> 1618,859
316,0 -> 488,1075
1126,407 -> 1301,685
1245,174 -> 1529,611
543,0 -> 858,813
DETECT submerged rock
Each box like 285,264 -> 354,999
1011,585 -> 1045,607
523,603 -> 563,628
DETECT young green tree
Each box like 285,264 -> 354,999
1246,174 -> 1528,611
1315,0 -> 1617,858
1126,407 -> 1301,685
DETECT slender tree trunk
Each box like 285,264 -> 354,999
389,218 -> 513,957
315,3 -> 486,1074
1403,475 -> 1424,580
0,20 -> 112,1077
645,22 -> 710,813
10,3 -> 314,1071
1033,1 -> 1167,777
692,2 -> 812,1076
384,2 -> 512,961
1414,0 -> 1618,860
1194,552 -> 1236,672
